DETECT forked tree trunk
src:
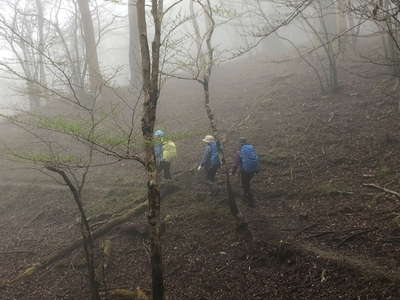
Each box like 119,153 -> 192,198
136,1 -> 164,299
193,0 -> 253,248
45,166 -> 100,300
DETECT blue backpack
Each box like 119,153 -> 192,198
240,144 -> 260,173
208,142 -> 220,167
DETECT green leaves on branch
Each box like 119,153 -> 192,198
212,4 -> 238,19
97,135 -> 130,147
37,116 -> 87,136
35,116 -> 130,147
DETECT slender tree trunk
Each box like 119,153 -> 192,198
27,81 -> 40,111
20,2 -> 41,110
35,0 -> 46,87
346,0 -> 359,50
72,0 -> 86,89
385,18 -> 400,76
202,79 -> 217,134
79,204 -> 100,300
136,1 -> 164,299
336,0 -> 348,53
76,0 -> 102,92
196,0 -> 253,247
45,166 -> 100,300
315,1 -> 339,92
129,0 -> 141,87
382,28 -> 390,60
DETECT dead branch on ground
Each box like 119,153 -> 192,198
305,231 -> 336,239
337,229 -> 376,248
363,183 -> 400,199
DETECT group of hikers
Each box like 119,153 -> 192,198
153,130 -> 260,207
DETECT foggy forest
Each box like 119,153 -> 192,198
0,0 -> 399,299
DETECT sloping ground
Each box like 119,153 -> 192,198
2,53 -> 400,299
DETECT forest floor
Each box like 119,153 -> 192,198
1,51 -> 400,299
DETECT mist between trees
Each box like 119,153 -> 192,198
0,0 -> 398,299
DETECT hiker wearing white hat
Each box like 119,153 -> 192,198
202,135 -> 215,143
197,135 -> 221,194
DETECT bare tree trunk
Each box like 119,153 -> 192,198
136,1 -> 164,299
202,79 -> 218,134
45,166 -> 100,300
303,3 -> 339,92
72,0 -> 86,89
336,0 -> 348,53
193,0 -> 253,248
78,204 -> 100,300
385,17 -> 400,76
35,0 -> 46,88
346,0 -> 359,50
26,79 -> 40,111
382,27 -> 390,59
76,0 -> 102,92
129,0 -> 141,87
20,2 -> 41,110
318,2 -> 339,91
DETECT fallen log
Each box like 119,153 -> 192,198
9,183 -> 181,284
10,202 -> 147,284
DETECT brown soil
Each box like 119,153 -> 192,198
1,51 -> 400,299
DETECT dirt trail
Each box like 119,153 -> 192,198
2,53 -> 400,298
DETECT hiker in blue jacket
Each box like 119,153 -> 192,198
231,137 -> 260,207
154,129 -> 177,180
197,135 -> 221,195
154,130 -> 164,166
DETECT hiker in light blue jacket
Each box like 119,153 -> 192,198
154,129 -> 177,180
